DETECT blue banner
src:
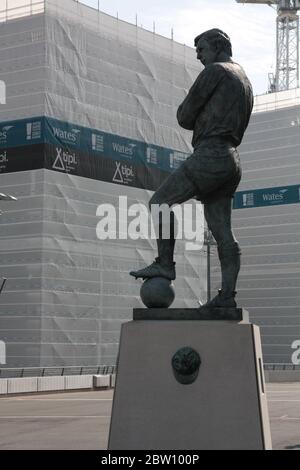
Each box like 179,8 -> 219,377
0,116 -> 189,174
0,118 -> 44,148
233,185 -> 300,209
6,116 -> 298,206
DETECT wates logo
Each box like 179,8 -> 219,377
262,189 -> 288,202
0,126 -> 14,143
53,147 -> 78,172
112,142 -> 136,157
113,162 -> 135,184
53,126 -> 80,145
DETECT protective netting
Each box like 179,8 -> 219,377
0,0 -> 44,23
0,169 -> 206,367
0,0 -> 206,367
221,104 -> 300,364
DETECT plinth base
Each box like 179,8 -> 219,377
133,307 -> 247,321
108,309 -> 272,450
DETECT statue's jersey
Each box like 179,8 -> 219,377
177,61 -> 254,149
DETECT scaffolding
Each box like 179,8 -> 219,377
0,0 -> 44,22
236,1 -> 300,92
0,0 -> 205,368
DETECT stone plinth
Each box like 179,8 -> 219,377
133,307 -> 248,321
108,309 -> 272,450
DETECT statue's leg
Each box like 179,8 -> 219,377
130,168 -> 196,280
149,194 -> 176,270
150,169 -> 197,266
204,196 -> 241,306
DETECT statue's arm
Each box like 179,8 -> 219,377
177,65 -> 224,130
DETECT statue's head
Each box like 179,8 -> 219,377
194,29 -> 232,66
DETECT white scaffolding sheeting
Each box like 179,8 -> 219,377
0,0 -> 44,22
0,0 -> 206,367
253,88 -> 300,113
0,0 -> 200,152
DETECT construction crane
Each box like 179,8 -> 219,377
236,1 -> 300,92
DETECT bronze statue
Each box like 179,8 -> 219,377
130,29 -> 253,308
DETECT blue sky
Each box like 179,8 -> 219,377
81,0 -> 276,96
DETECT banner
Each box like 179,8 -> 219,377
233,185 -> 300,209
2,116 -> 300,202
0,116 -> 188,172
0,118 -> 43,148
44,143 -> 169,191
0,144 -> 44,174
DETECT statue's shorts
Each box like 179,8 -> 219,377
151,138 -> 241,206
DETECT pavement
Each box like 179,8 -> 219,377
0,383 -> 299,450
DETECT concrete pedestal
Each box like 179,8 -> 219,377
108,309 -> 272,450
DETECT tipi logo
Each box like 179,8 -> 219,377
53,147 -> 78,172
0,149 -> 8,171
0,150 -> 8,164
53,148 -> 65,171
113,162 -> 124,183
112,161 -> 135,185
0,80 -> 6,105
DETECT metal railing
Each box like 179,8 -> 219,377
1,364 -> 300,379
264,363 -> 300,371
0,365 -> 116,378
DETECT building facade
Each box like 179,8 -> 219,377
0,0 -> 206,367
212,90 -> 300,364
1,1 -> 299,367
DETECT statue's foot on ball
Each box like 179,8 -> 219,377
140,277 -> 175,308
199,290 -> 237,308
130,257 -> 176,281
